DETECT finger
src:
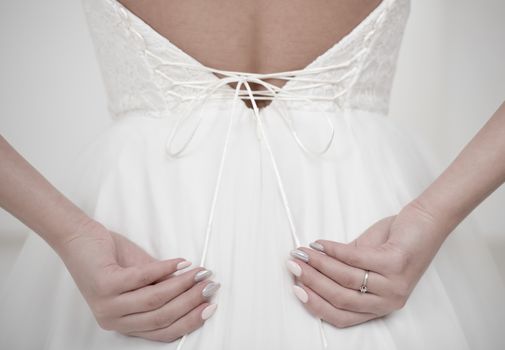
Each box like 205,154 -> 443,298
115,279 -> 221,333
114,267 -> 212,315
293,247 -> 388,295
309,240 -> 387,272
286,258 -> 384,315
111,258 -> 190,294
126,302 -> 217,342
291,283 -> 378,328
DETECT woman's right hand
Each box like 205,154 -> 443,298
55,218 -> 220,342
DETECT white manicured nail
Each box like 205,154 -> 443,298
201,303 -> 218,320
176,261 -> 192,270
293,285 -> 308,303
286,259 -> 302,277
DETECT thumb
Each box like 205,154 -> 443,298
110,231 -> 157,267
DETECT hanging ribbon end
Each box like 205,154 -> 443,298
319,318 -> 329,349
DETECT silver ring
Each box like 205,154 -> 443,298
359,270 -> 369,293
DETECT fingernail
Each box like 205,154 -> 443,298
194,269 -> 213,282
176,260 -> 192,270
201,303 -> 218,320
292,285 -> 308,303
290,249 -> 309,263
202,281 -> 221,298
286,259 -> 302,277
309,241 -> 324,252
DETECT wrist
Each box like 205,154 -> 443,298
403,196 -> 461,242
386,200 -> 452,267
52,214 -> 106,258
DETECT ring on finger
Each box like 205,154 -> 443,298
359,270 -> 369,294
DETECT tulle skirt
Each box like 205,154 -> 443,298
1,104 -> 504,349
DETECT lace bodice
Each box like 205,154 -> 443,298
81,0 -> 410,119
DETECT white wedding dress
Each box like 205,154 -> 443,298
1,0 -> 504,349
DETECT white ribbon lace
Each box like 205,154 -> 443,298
156,57 -> 365,350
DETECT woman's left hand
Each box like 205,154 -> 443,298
286,200 -> 450,328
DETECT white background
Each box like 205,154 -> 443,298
1,0 -> 504,285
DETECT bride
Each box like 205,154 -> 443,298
1,0 -> 504,349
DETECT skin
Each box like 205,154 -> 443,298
1,0 -> 504,343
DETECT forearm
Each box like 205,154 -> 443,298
0,134 -> 98,253
409,100 -> 505,237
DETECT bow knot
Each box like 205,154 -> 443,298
164,68 -> 338,158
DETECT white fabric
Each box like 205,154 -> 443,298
1,0 -> 505,349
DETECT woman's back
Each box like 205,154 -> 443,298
115,1 -> 383,75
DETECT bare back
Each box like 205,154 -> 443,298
116,0 -> 383,109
